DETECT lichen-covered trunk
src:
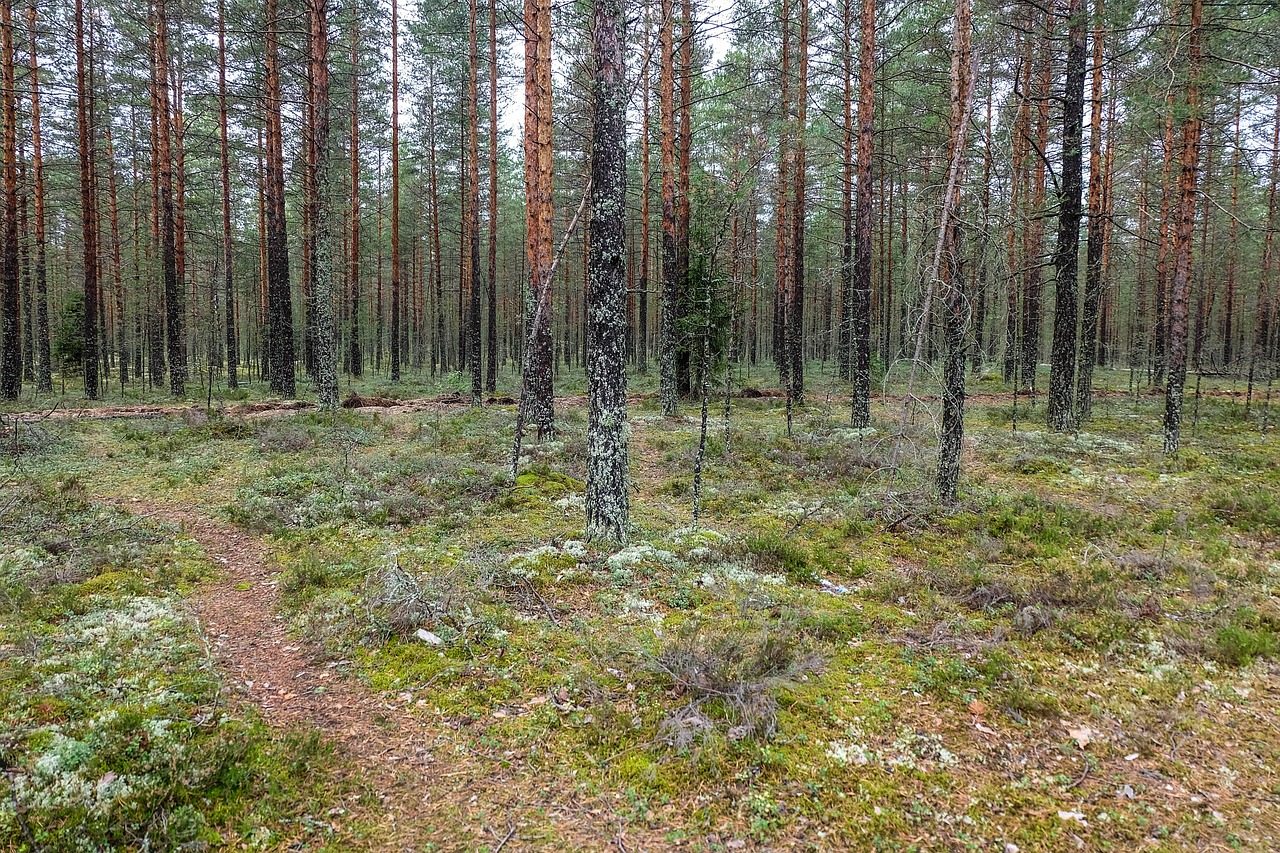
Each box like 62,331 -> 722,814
585,0 -> 629,543
1163,0 -> 1203,454
264,0 -> 294,397
308,0 -> 338,409
1046,0 -> 1085,433
939,222 -> 967,503
936,0 -> 972,502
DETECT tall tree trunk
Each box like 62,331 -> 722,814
774,0 -> 791,388
485,0 -> 498,393
937,0 -> 973,501
389,0 -> 401,381
658,0 -> 679,415
1154,97 -> 1175,386
850,0 -> 874,427
786,0 -> 808,414
1163,0 -> 1203,454
585,0 -> 629,542
517,0 -> 555,436
837,0 -> 853,382
308,0 -> 338,408
1020,11 -> 1054,390
26,2 -> 49,393
673,0 -> 694,397
1223,90 -> 1240,370
103,119 -> 127,388
73,0 -> 99,399
467,0 -> 482,404
0,0 -> 18,399
1047,0 -> 1085,432
155,0 -> 184,396
348,3 -> 362,378
264,0 -> 294,396
1003,19 -> 1032,384
1076,0 -> 1106,420
637,3 -> 651,375
218,0 -> 236,388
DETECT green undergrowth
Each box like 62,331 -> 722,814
0,476 -> 373,851
9,371 -> 1280,849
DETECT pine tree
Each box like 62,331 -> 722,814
585,0 -> 629,542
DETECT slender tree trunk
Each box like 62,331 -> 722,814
787,0 -> 808,411
850,0 -> 874,427
1020,11 -> 1053,391
1075,0 -> 1106,420
637,3 -> 651,375
154,0 -> 184,395
774,0 -> 792,388
389,0 -> 401,382
1223,91 -> 1240,370
674,0 -> 694,397
26,2 -> 49,393
938,0 -> 973,502
73,0 -> 100,399
837,0 -> 853,382
0,0 -> 19,399
485,0 -> 498,393
467,0 -> 483,404
658,0 -> 679,415
218,0 -> 236,389
1163,0 -> 1203,454
1154,97 -> 1175,386
585,0 -> 629,542
264,0 -> 294,396
103,119 -> 127,388
348,3 -> 362,378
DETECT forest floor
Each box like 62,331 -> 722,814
2,365 -> 1279,851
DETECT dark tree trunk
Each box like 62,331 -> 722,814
264,0 -> 294,396
850,0 -> 874,428
1046,0 -> 1085,432
0,0 -> 18,400
585,0 -> 629,542
155,0 -> 184,396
